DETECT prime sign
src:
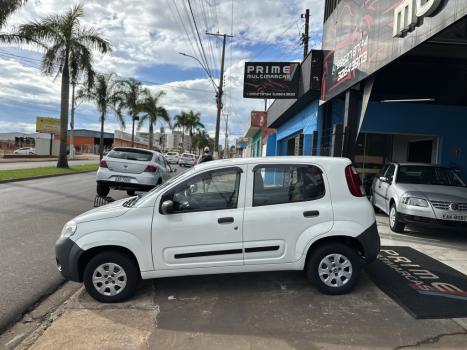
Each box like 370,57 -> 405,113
393,0 -> 443,37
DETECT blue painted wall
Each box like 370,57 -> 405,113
266,133 -> 276,156
317,100 -> 467,176
275,100 -> 319,156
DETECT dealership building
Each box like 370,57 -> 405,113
264,0 -> 467,181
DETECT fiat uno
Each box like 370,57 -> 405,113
56,157 -> 380,302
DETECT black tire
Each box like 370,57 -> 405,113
96,183 -> 110,197
306,243 -> 361,295
389,203 -> 406,233
126,189 -> 136,196
83,251 -> 139,303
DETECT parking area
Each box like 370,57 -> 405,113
5,212 -> 466,350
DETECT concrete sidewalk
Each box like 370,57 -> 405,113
2,218 -> 467,350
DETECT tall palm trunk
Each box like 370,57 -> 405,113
69,82 -> 75,160
57,52 -> 70,168
148,123 -> 154,150
99,111 -> 105,160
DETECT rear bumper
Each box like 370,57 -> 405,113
398,213 -> 467,230
55,238 -> 84,282
356,221 -> 380,263
97,180 -> 154,192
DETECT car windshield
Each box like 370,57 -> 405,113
107,149 -> 153,161
167,152 -> 177,156
182,154 -> 194,158
396,166 -> 466,187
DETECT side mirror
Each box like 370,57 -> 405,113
161,200 -> 174,214
379,176 -> 388,182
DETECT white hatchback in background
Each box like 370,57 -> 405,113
179,153 -> 196,167
56,157 -> 380,302
14,147 -> 36,155
96,147 -> 174,197
165,151 -> 179,164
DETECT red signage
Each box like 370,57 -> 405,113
251,111 -> 267,128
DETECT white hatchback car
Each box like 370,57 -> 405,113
165,151 -> 180,164
96,147 -> 173,196
56,157 -> 379,302
179,153 -> 197,167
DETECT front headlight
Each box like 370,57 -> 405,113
402,197 -> 429,207
60,220 -> 77,239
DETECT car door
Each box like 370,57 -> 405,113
375,164 -> 396,213
242,163 -> 333,265
152,166 -> 245,270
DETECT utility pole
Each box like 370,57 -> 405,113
206,32 -> 233,157
224,113 -> 229,159
302,9 -> 310,59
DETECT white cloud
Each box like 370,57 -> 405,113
0,0 -> 324,144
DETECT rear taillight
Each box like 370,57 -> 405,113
144,165 -> 157,172
345,165 -> 365,197
100,160 -> 108,168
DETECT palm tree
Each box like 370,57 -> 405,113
192,129 -> 213,155
137,89 -> 169,150
184,110 -> 204,152
15,4 -> 111,167
118,78 -> 145,147
0,0 -> 26,28
174,111 -> 189,149
77,73 -> 124,159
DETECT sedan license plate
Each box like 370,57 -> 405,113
115,176 -> 131,183
442,213 -> 467,221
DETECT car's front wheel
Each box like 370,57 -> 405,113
83,251 -> 139,302
307,243 -> 361,295
389,203 -> 406,233
96,183 -> 110,197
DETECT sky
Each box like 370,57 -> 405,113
0,0 -> 324,145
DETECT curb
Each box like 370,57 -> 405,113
0,170 -> 97,184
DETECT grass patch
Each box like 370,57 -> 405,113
0,164 -> 98,181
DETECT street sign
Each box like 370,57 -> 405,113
243,62 -> 300,99
36,116 -> 60,134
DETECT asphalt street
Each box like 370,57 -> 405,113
0,159 -> 98,170
0,171 -> 127,332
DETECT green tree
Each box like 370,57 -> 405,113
0,0 -> 26,28
174,111 -> 189,149
192,129 -> 213,155
118,78 -> 145,147
15,4 -> 111,167
77,73 -> 124,159
137,89 -> 169,150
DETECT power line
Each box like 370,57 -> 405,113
187,0 -> 214,79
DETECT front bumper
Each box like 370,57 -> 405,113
55,238 -> 84,282
355,221 -> 380,263
398,213 -> 467,230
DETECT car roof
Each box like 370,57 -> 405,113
193,156 -> 350,171
113,147 -> 160,154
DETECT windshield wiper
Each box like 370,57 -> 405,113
123,194 -> 142,207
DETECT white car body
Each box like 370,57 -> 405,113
14,147 -> 35,155
96,147 -> 172,195
56,157 -> 380,301
179,153 -> 196,167
165,151 -> 180,164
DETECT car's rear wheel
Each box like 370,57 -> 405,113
96,183 -> 110,197
83,251 -> 139,303
307,243 -> 361,295
126,189 -> 136,196
389,204 -> 406,233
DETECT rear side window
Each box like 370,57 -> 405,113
253,164 -> 325,207
108,149 -> 153,161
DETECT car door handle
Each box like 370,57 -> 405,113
218,217 -> 234,224
303,210 -> 319,218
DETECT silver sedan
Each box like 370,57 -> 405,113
371,163 -> 467,233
